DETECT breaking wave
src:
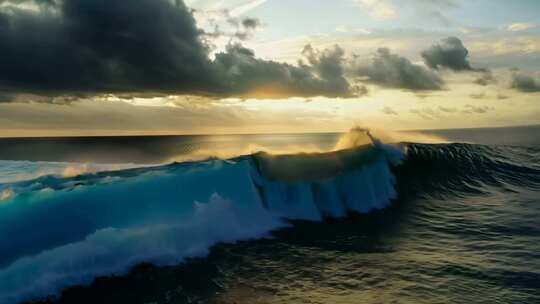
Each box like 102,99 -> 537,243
0,136 -> 539,303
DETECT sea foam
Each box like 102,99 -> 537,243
0,144 -> 400,303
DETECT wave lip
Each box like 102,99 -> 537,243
250,147 -> 397,220
0,144 -> 399,304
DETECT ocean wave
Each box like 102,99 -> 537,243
0,143 -> 398,304
0,160 -> 145,184
0,140 -> 539,303
397,143 -> 540,196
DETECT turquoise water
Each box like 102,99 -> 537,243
0,126 -> 538,304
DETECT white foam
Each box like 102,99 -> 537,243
0,193 -> 284,304
0,144 -> 401,303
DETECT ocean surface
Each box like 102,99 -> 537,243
0,125 -> 539,304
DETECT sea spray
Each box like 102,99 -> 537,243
0,143 -> 400,303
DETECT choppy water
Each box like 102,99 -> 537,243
0,126 -> 539,304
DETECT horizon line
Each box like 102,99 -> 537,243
0,123 -> 538,140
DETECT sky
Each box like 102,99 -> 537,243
0,0 -> 539,136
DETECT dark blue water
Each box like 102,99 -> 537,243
0,126 -> 538,304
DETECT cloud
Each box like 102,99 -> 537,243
496,93 -> 509,100
511,73 -> 540,92
228,0 -> 267,16
185,0 -> 267,17
350,48 -> 444,91
0,0 -> 214,97
0,0 -> 355,101
426,10 -> 452,27
229,16 -> 263,40
473,71 -> 496,86
194,8 -> 263,42
438,106 -> 457,113
469,92 -> 486,99
410,107 -> 440,120
468,36 -> 540,57
421,37 -> 478,71
382,106 -> 398,115
507,22 -> 535,32
353,84 -> 369,96
459,26 -> 493,34
463,104 -> 494,114
301,44 -> 352,96
411,0 -> 458,8
0,92 -> 16,103
232,17 -> 262,40
335,25 -> 371,35
405,0 -> 458,27
241,17 -> 260,29
0,0 -> 54,11
411,104 -> 494,120
212,43 -> 354,98
352,0 -> 398,20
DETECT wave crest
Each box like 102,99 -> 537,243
0,144 -> 398,304
2,137 -> 539,303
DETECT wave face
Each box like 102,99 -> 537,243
1,140 -> 539,303
397,143 -> 540,196
0,144 -> 399,304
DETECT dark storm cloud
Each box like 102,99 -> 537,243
301,44 -> 352,96
421,37 -> 478,71
0,0 -> 56,5
0,0 -> 355,100
350,48 -> 444,91
511,73 -> 540,92
0,93 -> 15,103
212,43 -> 353,98
0,0 -> 214,95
